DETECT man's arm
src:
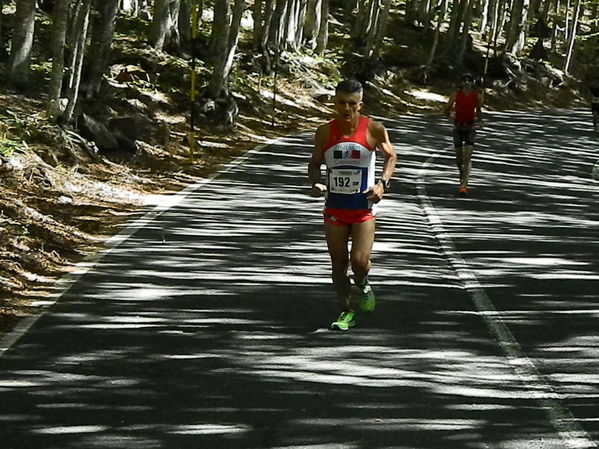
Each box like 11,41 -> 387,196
444,92 -> 456,117
365,121 -> 397,203
476,92 -> 484,126
308,124 -> 328,197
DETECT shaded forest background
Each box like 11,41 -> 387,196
0,0 -> 598,336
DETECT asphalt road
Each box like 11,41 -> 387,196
0,109 -> 597,449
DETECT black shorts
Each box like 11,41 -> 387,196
453,127 -> 476,147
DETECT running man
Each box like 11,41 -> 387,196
308,79 -> 397,331
444,73 -> 483,196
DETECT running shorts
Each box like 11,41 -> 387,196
453,127 -> 476,147
324,208 -> 375,226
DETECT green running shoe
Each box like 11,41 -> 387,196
356,282 -> 376,312
330,310 -> 356,331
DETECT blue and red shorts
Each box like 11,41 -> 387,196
324,208 -> 375,226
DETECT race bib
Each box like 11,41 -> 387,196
329,168 -> 363,194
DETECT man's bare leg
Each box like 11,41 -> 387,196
324,222 -> 352,309
461,145 -> 474,187
350,219 -> 375,287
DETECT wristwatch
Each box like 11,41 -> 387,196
378,178 -> 390,191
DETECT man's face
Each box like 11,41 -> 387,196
334,91 -> 363,123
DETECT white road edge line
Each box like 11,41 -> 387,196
417,152 -> 596,449
0,137 -> 284,357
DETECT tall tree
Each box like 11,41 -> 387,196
209,0 -> 231,55
207,0 -> 245,98
447,0 -> 468,50
424,0 -> 448,81
303,0 -> 321,50
48,0 -> 72,121
0,0 -> 5,58
252,0 -> 264,49
455,0 -> 474,67
267,0 -> 289,49
314,0 -> 328,55
7,0 -> 37,87
151,0 -> 182,52
366,0 -> 392,60
564,0 -> 581,74
83,0 -> 120,98
63,0 -> 93,124
505,0 -> 530,55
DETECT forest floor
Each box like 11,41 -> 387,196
0,14 -> 591,339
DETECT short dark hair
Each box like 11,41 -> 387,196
335,79 -> 363,98
461,73 -> 474,82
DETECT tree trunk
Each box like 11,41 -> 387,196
210,0 -> 231,55
178,0 -> 192,47
417,0 -> 431,28
455,0 -> 474,67
314,0 -> 328,56
267,0 -> 288,49
505,0 -> 527,55
84,0 -> 120,98
564,0 -> 581,75
207,0 -> 245,98
564,0 -> 571,42
8,0 -> 37,87
367,0 -> 392,60
490,0 -> 503,56
424,0 -> 447,81
364,0 -> 381,58
303,0 -> 321,50
258,0 -> 275,72
480,0 -> 491,33
0,0 -> 5,58
151,0 -> 182,52
252,0 -> 264,49
283,0 -> 303,51
344,0 -> 358,24
293,0 -> 307,50
447,0 -> 467,49
63,0 -> 93,124
48,0 -> 72,121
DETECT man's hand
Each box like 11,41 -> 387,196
364,182 -> 385,203
310,183 -> 327,197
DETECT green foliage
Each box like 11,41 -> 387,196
0,138 -> 23,159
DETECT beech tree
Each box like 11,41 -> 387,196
47,0 -> 72,121
62,0 -> 92,124
206,0 -> 245,98
564,0 -> 582,74
2,0 -> 599,136
0,0 -> 5,58
7,0 -> 37,87
505,0 -> 530,55
151,0 -> 183,52
303,0 -> 321,50
84,0 -> 121,98
314,0 -> 328,56
424,0 -> 448,81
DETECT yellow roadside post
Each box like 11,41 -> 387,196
188,1 -> 200,164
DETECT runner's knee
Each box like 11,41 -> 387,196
350,252 -> 371,276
